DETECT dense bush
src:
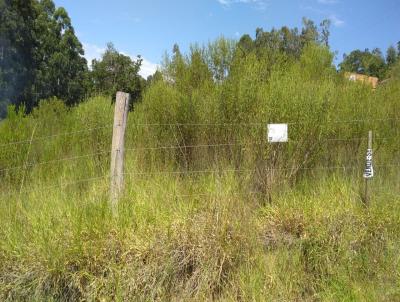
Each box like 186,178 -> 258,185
130,42 -> 399,187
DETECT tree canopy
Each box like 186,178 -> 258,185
0,0 -> 88,115
0,0 -> 37,116
339,44 -> 399,79
90,43 -> 145,104
162,19 -> 333,90
237,18 -> 331,60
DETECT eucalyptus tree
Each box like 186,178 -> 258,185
0,0 -> 88,115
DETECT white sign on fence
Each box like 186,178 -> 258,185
363,148 -> 374,179
267,124 -> 288,143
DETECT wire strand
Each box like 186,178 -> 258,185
1,118 -> 398,148
131,117 -> 400,127
2,163 -> 399,198
0,150 -> 111,173
122,163 -> 400,177
124,136 -> 397,152
1,174 -> 109,198
1,136 -> 398,173
0,124 -> 112,148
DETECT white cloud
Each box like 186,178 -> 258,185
120,52 -> 159,78
82,43 -> 159,78
329,14 -> 345,27
217,0 -> 268,10
138,58 -> 159,78
82,43 -> 105,65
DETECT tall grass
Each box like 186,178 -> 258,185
0,42 -> 399,301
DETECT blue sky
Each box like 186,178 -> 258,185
54,0 -> 399,78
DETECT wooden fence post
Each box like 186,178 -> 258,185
110,91 -> 130,215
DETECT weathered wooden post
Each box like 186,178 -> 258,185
110,91 -> 130,215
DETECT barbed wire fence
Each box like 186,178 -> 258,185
0,92 -> 399,209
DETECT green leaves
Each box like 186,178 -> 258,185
90,43 -> 144,105
0,0 -> 37,115
0,0 -> 88,115
339,48 -> 388,79
33,0 -> 88,107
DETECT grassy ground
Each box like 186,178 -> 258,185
1,170 -> 399,301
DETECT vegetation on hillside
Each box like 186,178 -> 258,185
0,31 -> 399,299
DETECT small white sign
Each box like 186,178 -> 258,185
267,124 -> 288,143
363,148 -> 374,178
